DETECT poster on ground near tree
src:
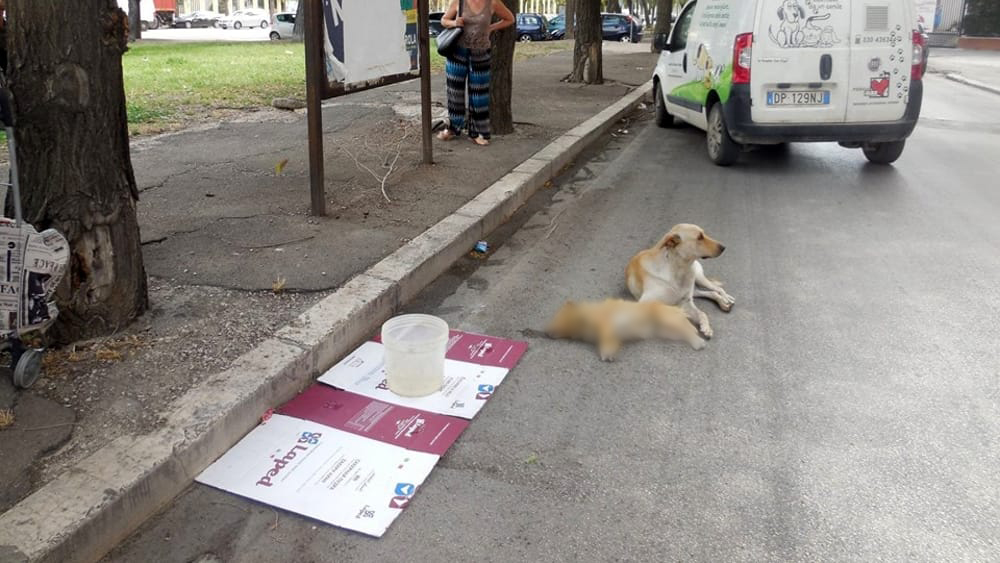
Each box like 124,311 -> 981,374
322,0 -> 419,89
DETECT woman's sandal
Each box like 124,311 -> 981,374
470,136 -> 490,146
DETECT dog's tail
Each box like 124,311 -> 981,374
768,24 -> 780,46
806,13 -> 831,23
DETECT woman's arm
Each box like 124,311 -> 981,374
489,0 -> 515,33
441,0 -> 464,28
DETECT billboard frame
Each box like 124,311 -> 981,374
304,0 -> 434,216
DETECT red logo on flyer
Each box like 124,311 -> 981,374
389,496 -> 410,509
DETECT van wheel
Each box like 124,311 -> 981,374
270,31 -> 280,40
519,34 -> 532,42
707,104 -> 740,166
863,140 -> 905,165
654,83 -> 676,128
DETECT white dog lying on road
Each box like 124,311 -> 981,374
625,223 -> 735,338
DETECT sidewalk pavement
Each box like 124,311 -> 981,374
136,42 -> 654,292
0,42 -> 657,562
928,48 -> 1000,95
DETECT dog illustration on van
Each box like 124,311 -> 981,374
770,0 -> 806,47
694,44 -> 714,89
769,0 -> 841,48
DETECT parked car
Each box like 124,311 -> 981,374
651,0 -> 924,166
218,9 -> 269,30
516,13 -> 549,42
548,14 -> 566,39
602,13 -> 643,43
547,13 -> 644,41
429,11 -> 445,37
172,10 -> 220,28
269,12 -> 295,40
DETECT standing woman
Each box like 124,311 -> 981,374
437,0 -> 515,146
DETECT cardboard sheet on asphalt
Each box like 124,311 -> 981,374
196,330 -> 526,537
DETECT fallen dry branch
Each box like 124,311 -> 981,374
339,119 -> 415,204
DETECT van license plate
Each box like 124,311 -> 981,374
767,91 -> 831,106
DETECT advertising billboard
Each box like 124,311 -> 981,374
322,0 -> 420,89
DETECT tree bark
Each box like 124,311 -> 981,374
128,0 -> 141,40
8,0 -> 149,343
292,0 -> 304,40
565,0 -> 575,39
650,0 -> 672,52
567,0 -> 601,83
607,0 -> 621,13
490,0 -> 518,135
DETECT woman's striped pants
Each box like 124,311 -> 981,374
445,46 -> 491,140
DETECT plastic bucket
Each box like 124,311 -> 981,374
381,314 -> 449,397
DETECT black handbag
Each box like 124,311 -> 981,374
436,0 -> 464,57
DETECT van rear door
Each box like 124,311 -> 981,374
844,2 -> 912,122
752,0 -> 853,124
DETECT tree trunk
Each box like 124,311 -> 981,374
292,0 -> 304,40
8,0 -> 149,343
128,0 -> 141,40
607,0 -> 621,13
490,0 -> 518,135
568,0 -> 602,83
565,0 -> 575,39
650,0 -> 672,52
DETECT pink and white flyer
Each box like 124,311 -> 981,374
317,341 -> 511,420
196,414 -> 438,537
278,385 -> 468,456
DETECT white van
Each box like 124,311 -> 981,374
652,0 -> 926,166
117,0 -> 160,31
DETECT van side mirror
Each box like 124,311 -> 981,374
653,32 -> 671,52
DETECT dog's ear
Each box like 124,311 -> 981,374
662,233 -> 681,249
796,4 -> 806,17
777,6 -> 785,20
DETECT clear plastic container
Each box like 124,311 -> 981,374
381,314 -> 449,397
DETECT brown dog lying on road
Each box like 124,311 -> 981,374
625,223 -> 735,339
546,299 -> 706,361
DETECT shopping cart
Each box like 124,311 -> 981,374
0,87 -> 70,388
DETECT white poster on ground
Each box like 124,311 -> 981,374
196,414 -> 438,538
318,341 -> 511,420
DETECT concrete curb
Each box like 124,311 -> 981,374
943,72 -> 1000,96
0,81 -> 653,563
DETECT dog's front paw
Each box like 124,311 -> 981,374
690,337 -> 707,351
599,352 -> 617,362
719,297 -> 735,313
699,323 -> 714,339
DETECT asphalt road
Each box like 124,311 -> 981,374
106,74 -> 1000,562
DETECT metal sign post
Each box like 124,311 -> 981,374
303,0 -> 434,216
304,0 -> 326,217
417,0 -> 434,165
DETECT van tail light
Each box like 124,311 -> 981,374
912,30 -> 926,80
733,33 -> 753,84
